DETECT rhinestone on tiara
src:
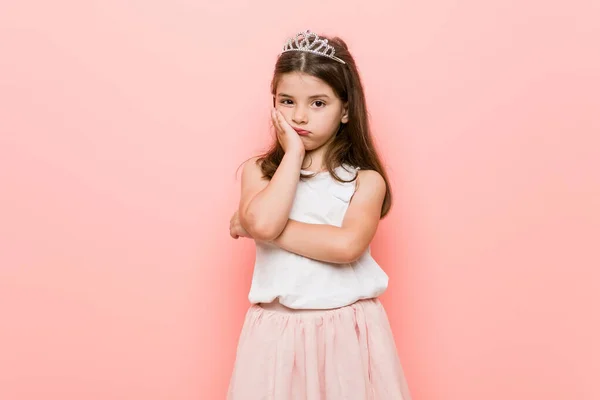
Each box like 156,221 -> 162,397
280,29 -> 346,65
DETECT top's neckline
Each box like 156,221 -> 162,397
300,165 -> 339,175
300,169 -> 329,175
300,164 -> 354,176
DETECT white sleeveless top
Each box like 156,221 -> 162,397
247,163 -> 389,309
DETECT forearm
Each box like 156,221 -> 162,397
270,219 -> 357,264
244,151 -> 304,240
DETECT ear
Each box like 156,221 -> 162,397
341,103 -> 349,124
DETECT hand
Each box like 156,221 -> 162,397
229,210 -> 253,239
271,108 -> 305,156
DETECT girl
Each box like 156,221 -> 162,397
227,29 -> 412,400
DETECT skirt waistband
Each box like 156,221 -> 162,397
257,297 -> 376,314
258,298 -> 326,314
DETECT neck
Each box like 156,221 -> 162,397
302,135 -> 336,172
302,150 -> 326,172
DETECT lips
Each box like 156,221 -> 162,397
293,127 -> 311,135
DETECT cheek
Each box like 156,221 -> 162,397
321,116 -> 341,132
278,109 -> 293,122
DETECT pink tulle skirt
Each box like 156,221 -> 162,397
227,298 -> 412,400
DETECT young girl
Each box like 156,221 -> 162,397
227,29 -> 412,400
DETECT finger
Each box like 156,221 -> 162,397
272,110 -> 282,135
275,109 -> 285,127
275,110 -> 290,130
274,109 -> 288,134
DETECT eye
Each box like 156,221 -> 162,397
278,99 -> 326,107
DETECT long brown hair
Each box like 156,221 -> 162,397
242,32 -> 393,218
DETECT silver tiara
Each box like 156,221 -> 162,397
280,29 -> 346,65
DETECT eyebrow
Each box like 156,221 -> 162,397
277,93 -> 331,99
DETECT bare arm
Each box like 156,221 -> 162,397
270,170 -> 387,264
238,151 -> 304,241
238,108 -> 307,241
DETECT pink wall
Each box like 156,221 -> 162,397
1,1 -> 598,399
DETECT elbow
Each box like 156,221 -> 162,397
251,223 -> 281,242
242,214 -> 281,242
339,251 -> 361,264
337,236 -> 364,264
240,207 -> 283,242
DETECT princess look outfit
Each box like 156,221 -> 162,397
227,163 -> 412,399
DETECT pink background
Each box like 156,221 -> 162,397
1,1 -> 599,399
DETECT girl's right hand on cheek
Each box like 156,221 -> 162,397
272,108 -> 305,156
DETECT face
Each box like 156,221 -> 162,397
274,72 -> 349,151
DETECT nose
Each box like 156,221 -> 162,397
292,106 -> 308,125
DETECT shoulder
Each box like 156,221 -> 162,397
243,155 -> 263,170
240,156 -> 270,195
242,156 -> 266,179
355,169 -> 386,195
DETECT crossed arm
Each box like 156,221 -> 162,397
270,170 -> 385,263
237,155 -> 387,264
